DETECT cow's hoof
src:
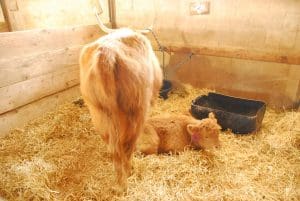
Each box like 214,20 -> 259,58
111,184 -> 127,195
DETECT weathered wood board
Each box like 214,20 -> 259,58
0,24 -> 100,59
0,25 -> 103,137
0,45 -> 82,88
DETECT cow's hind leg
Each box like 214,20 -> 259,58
109,106 -> 146,193
123,117 -> 146,178
123,132 -> 140,177
111,149 -> 128,194
122,142 -> 135,178
109,122 -> 131,193
113,136 -> 139,193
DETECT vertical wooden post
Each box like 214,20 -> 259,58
108,0 -> 116,28
296,81 -> 300,110
0,0 -> 12,31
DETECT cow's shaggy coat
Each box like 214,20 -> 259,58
136,113 -> 221,155
79,28 -> 162,191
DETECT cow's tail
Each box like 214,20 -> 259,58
91,45 -> 149,190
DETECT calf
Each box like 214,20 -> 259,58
136,113 -> 221,154
79,19 -> 162,191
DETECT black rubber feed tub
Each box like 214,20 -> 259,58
159,80 -> 172,100
191,92 -> 266,134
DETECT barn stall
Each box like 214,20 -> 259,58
0,0 -> 299,200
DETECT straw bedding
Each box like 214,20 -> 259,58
0,84 -> 299,201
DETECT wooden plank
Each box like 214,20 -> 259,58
0,66 -> 79,114
170,53 -> 299,109
0,85 -> 81,138
0,24 -> 102,59
165,45 -> 300,65
0,0 -> 12,31
285,65 -> 300,106
109,0 -> 117,28
0,0 -> 109,31
296,81 -> 300,110
0,45 -> 83,87
0,22 -> 8,32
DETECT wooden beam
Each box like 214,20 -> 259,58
0,66 -> 79,114
0,0 -> 12,31
0,45 -> 82,88
0,22 -> 8,32
0,24 -> 101,59
296,81 -> 300,110
165,45 -> 300,65
108,0 -> 116,28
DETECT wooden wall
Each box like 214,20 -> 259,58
0,0 -> 108,31
116,0 -> 300,57
0,25 -> 102,137
116,0 -> 300,109
166,53 -> 300,108
0,2 -> 9,32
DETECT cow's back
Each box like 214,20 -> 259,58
80,29 -> 161,118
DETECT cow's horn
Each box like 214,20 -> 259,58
137,25 -> 153,34
94,7 -> 115,34
94,7 -> 152,35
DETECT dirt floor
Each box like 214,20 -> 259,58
0,84 -> 299,201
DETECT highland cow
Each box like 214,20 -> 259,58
79,19 -> 162,192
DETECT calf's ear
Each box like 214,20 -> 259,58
187,124 -> 199,135
208,112 -> 218,123
208,112 -> 216,119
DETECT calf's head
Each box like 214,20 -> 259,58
187,113 -> 221,150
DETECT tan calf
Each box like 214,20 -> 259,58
136,113 -> 221,154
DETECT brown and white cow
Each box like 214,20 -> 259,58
79,18 -> 162,192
